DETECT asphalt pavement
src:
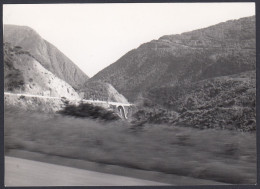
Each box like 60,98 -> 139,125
5,156 -> 169,186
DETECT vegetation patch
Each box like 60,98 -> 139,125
4,43 -> 25,92
4,108 -> 256,184
58,102 -> 120,121
134,71 -> 256,132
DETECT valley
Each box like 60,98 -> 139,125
3,15 -> 257,186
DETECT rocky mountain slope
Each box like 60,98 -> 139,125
80,81 -> 129,103
4,43 -> 25,92
4,25 -> 89,89
4,42 -> 80,99
4,37 -> 127,114
90,16 -> 255,102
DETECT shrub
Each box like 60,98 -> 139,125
58,102 -> 120,121
18,95 -> 25,100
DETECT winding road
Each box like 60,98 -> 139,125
4,92 -> 133,106
4,92 -> 132,119
5,156 -> 169,186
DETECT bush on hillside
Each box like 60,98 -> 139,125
58,102 -> 120,121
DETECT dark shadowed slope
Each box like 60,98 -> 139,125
90,16 -> 255,102
4,25 -> 89,89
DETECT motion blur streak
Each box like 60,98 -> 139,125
5,156 -> 169,186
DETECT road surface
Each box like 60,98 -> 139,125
4,92 -> 133,106
5,156 -> 169,186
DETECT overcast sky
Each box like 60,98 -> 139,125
3,3 -> 255,77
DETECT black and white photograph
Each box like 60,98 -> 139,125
3,2 -> 257,186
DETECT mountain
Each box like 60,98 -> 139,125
90,16 -> 255,102
4,42 -> 80,99
3,25 -> 128,111
80,81 -> 129,103
3,25 -> 89,89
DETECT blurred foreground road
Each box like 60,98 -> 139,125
5,156 -> 169,186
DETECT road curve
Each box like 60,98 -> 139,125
4,92 -> 133,106
5,156 -> 169,186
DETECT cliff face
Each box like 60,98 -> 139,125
4,25 -> 89,89
90,16 -> 255,102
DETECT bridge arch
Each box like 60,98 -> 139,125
117,105 -> 127,119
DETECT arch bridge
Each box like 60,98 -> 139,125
4,92 -> 134,120
82,99 -> 134,119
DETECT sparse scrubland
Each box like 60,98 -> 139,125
5,107 -> 256,184
133,71 -> 256,132
81,81 -> 129,103
4,95 -> 64,113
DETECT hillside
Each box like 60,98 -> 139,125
4,25 -> 89,89
4,42 -> 80,99
81,81 -> 129,103
4,43 -> 25,92
133,71 -> 255,131
90,16 -> 255,102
